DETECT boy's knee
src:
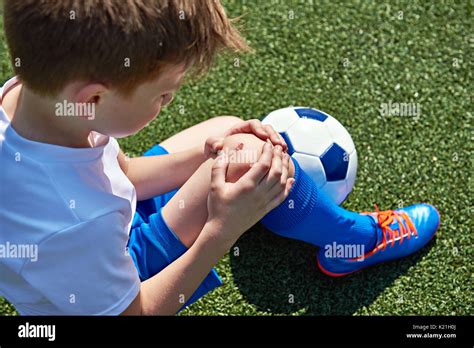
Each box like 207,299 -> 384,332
221,133 -> 266,183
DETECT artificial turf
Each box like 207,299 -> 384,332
0,0 -> 472,316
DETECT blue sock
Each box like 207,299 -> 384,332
261,158 -> 377,249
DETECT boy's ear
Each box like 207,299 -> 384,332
75,83 -> 108,105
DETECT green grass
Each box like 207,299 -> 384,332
0,0 -> 472,316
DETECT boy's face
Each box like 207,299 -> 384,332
92,63 -> 186,138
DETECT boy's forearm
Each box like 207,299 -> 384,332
136,221 -> 234,315
124,145 -> 206,200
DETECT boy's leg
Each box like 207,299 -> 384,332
162,130 -> 374,251
163,131 -> 439,279
136,129 -> 439,283
129,133 -> 271,309
161,131 -> 370,250
161,133 -> 271,248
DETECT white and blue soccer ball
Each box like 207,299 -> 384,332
262,107 -> 357,205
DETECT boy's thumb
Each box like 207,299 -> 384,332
210,137 -> 225,153
211,153 -> 229,186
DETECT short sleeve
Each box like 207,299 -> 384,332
21,212 -> 140,315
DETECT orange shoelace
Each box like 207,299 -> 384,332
358,204 -> 418,260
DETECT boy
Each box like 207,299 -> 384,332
0,0 -> 440,315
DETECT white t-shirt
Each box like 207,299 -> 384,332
0,77 -> 140,315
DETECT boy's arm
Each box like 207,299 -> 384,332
121,220 -> 231,315
118,146 -> 205,201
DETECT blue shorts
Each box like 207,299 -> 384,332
127,144 -> 222,311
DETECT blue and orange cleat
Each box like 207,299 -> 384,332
317,203 -> 441,277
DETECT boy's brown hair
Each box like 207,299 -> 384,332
3,0 -> 250,97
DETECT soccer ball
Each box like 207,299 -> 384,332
261,107 -> 357,205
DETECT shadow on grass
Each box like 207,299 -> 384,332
230,223 -> 435,315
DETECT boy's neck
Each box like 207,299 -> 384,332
6,85 -> 92,148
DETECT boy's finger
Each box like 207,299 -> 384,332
277,152 -> 289,188
239,142 -> 273,184
267,178 -> 294,212
278,133 -> 288,151
267,151 -> 288,197
263,125 -> 279,145
251,120 -> 270,139
265,125 -> 288,151
206,136 -> 225,153
264,145 -> 283,187
225,119 -> 269,141
281,152 -> 290,185
212,140 -> 224,152
210,154 -> 229,188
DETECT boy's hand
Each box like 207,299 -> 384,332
204,120 -> 287,160
205,142 -> 294,246
224,119 -> 288,151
